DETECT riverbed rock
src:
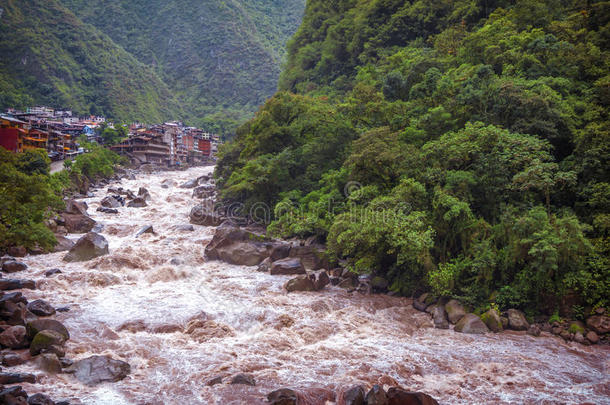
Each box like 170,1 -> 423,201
53,236 -> 75,253
69,355 -> 131,385
0,325 -> 28,349
127,197 -> 147,208
364,385 -> 387,405
340,385 -> 366,405
7,246 -> 27,257
135,225 -> 154,237
97,207 -> 119,214
205,376 -> 223,386
527,324 -> 541,337
192,184 -> 215,199
257,257 -> 272,273
454,313 -> 489,334
26,319 -> 69,341
160,179 -> 174,188
270,258 -> 306,276
230,373 -> 255,386
2,352 -> 26,367
1,261 -> 27,274
30,330 -> 66,355
189,205 -> 223,226
205,224 -> 274,266
63,232 -> 109,262
586,330 -> 599,344
65,199 -> 88,215
174,224 -> 194,232
27,300 -> 55,317
267,388 -> 298,405
444,299 -> 466,324
586,315 -> 610,334
44,269 -> 62,277
284,276 -> 315,292
507,309 -> 529,331
27,393 -> 55,405
100,196 -> 122,209
0,385 -> 28,404
62,214 -> 96,234
481,309 -> 503,332
288,245 -> 328,270
137,187 -> 151,201
0,279 -> 36,290
0,372 -> 36,384
310,270 -> 330,290
180,178 -> 199,188
386,387 -> 439,405
37,353 -> 62,374
432,305 -> 449,329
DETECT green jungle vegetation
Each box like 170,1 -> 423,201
0,145 -> 124,252
0,0 -> 306,136
217,0 -> 610,316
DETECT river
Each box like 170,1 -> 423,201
13,166 -> 610,404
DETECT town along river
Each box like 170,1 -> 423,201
13,166 -> 610,404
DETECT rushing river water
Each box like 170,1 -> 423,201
14,166 -> 610,404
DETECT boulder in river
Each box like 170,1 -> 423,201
205,223 -> 275,266
1,260 -> 27,273
37,352 -> 62,374
481,309 -> 503,332
270,258 -> 306,275
27,392 -> 55,405
100,195 -> 122,208
444,299 -> 466,324
69,355 -> 131,385
309,269 -> 330,290
386,387 -> 439,405
127,197 -> 147,208
284,276 -> 315,292
586,315 -> 610,334
432,305 -> 449,329
0,325 -> 28,349
62,214 -> 96,234
26,319 -> 70,340
7,246 -> 27,257
30,330 -> 67,355
53,235 -> 75,252
507,309 -> 529,331
189,205 -> 223,226
180,178 -> 199,188
97,207 -> 119,214
192,184 -> 215,199
230,373 -> 256,386
365,385 -> 388,405
63,232 -> 109,262
267,388 -> 298,405
138,187 -> 151,201
454,313 -> 489,334
135,225 -> 154,237
0,372 -> 36,384
339,385 -> 366,405
65,199 -> 88,215
288,245 -> 328,270
27,299 -> 56,317
174,224 -> 195,232
0,279 -> 36,290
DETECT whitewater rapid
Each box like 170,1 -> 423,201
14,166 -> 610,404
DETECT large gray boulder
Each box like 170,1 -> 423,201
189,205 -> 223,226
454,313 -> 489,334
284,276 -> 315,292
445,299 -> 466,324
53,235 -> 75,252
64,199 -> 88,215
63,232 -> 109,262
270,258 -> 306,275
507,309 -> 529,331
69,355 -> 130,385
100,195 -> 122,208
433,305 -> 449,329
205,223 -> 277,266
2,261 -> 27,273
62,214 -> 96,234
481,309 -> 503,332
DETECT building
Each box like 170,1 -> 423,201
0,115 -> 28,152
111,133 -> 170,165
22,128 -> 49,151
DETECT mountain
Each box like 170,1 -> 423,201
0,0 -> 181,123
58,0 -> 306,132
217,0 -> 609,314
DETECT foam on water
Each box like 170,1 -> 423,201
14,166 -> 610,404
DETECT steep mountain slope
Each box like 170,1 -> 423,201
0,0 -> 181,123
59,0 -> 306,132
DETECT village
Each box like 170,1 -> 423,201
0,106 -> 220,166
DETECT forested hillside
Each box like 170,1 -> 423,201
217,0 -> 609,316
0,0 -> 181,123
58,0 -> 306,133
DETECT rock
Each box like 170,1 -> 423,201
160,179 -> 173,188
338,277 -> 358,290
413,298 -> 428,312
230,373 -> 255,386
454,313 -> 489,334
62,214 -> 96,234
205,224 -> 274,266
1,261 -> 27,274
7,246 -> 27,257
127,197 -> 147,208
27,300 -> 55,317
0,326 -> 28,349
288,245 -> 328,270
204,376 -> 223,386
257,257 -> 272,272
37,353 -> 62,373
2,353 -> 25,367
174,224 -> 194,232
137,187 -> 151,201
269,243 -> 291,262
65,199 -> 88,215
267,388 -> 298,405
125,190 -> 137,200
53,236 -> 75,252
586,330 -> 599,344
27,393 -> 55,405
135,225 -> 154,237
0,255 -> 16,265
386,387 -> 439,405
0,372 -> 36,384
63,232 -> 109,262
365,385 -> 387,405
432,305 -> 449,329
26,319 -> 70,340
284,276 -> 315,292
481,309 -> 503,332
100,196 -> 122,208
0,279 -> 36,290
180,178 -> 199,188
0,385 -> 28,404
30,330 -> 67,355
69,355 -> 130,385
44,269 -> 62,277
507,309 -> 529,331
574,331 -> 585,344
96,207 -> 119,214
270,258 -> 306,275
310,270 -> 330,290
444,299 -> 466,324
527,324 -> 541,337
341,385 -> 365,405
192,184 -> 215,199
586,315 -> 610,334
371,276 -> 389,293
189,205 -> 223,226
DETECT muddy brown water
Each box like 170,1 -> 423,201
13,166 -> 610,404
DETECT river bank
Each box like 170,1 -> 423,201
3,166 -> 609,404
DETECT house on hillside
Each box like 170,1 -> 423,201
0,115 -> 28,152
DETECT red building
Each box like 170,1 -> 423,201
198,139 -> 211,156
